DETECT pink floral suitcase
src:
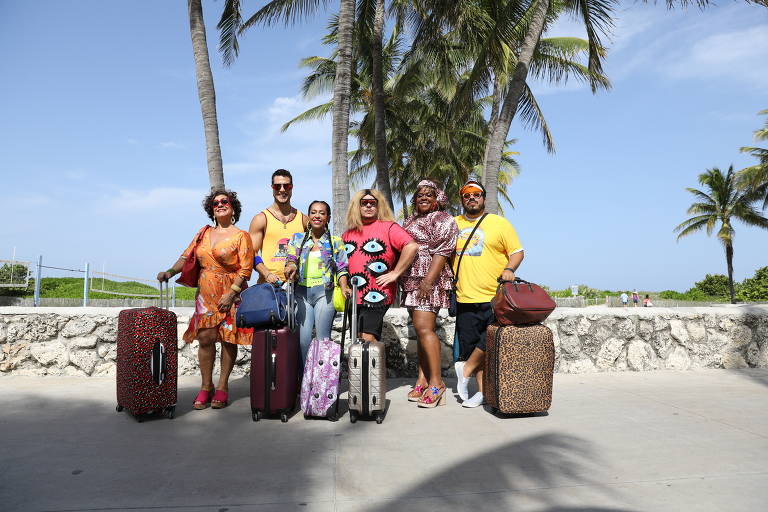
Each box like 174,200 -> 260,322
299,337 -> 343,420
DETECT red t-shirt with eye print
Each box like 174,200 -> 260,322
342,220 -> 413,307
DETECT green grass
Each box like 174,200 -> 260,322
0,277 -> 197,300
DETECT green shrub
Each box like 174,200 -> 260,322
737,266 -> 768,301
693,274 -> 730,298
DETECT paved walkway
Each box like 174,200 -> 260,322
1,369 -> 767,512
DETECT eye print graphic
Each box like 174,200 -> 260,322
349,272 -> 369,289
363,290 -> 387,304
366,258 -> 389,276
344,240 -> 357,257
361,238 -> 386,256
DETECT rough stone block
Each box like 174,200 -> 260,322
626,340 -> 658,371
94,323 -> 117,342
61,317 -> 97,338
93,362 -> 116,376
559,357 -> 595,374
746,342 -> 760,367
669,319 -> 689,344
665,345 -> 691,370
0,322 -> 7,343
638,319 -> 653,341
596,338 -> 625,369
6,315 -> 61,342
616,318 -> 637,340
30,341 -> 68,368
576,317 -> 592,336
69,349 -> 99,374
62,365 -> 88,377
69,336 -> 98,349
724,324 -> 752,348
97,342 -> 116,362
0,341 -> 30,372
722,351 -> 748,369
653,316 -> 669,332
559,335 -> 581,356
558,316 -> 578,336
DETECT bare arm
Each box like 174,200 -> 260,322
375,241 -> 419,288
156,256 -> 186,282
500,250 -> 525,282
249,212 -> 276,283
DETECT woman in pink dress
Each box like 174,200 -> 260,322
401,180 -> 458,408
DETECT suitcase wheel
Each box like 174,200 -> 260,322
116,404 -> 124,413
328,413 -> 338,422
163,406 -> 176,420
349,410 -> 358,424
136,416 -> 144,423
375,413 -> 384,425
252,410 -> 262,422
280,412 -> 289,423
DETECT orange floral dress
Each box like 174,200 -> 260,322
181,227 -> 255,346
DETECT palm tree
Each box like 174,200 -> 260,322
674,166 -> 768,303
188,0 -> 225,190
739,109 -> 768,209
217,0 -> 355,235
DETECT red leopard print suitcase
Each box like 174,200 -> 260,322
484,323 -> 554,414
116,302 -> 178,421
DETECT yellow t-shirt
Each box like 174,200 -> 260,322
260,209 -> 306,282
452,213 -> 523,303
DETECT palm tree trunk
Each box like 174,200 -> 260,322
188,0 -> 225,191
482,0 -> 550,214
726,242 -> 735,304
400,183 -> 409,220
372,0 -> 393,210
331,0 -> 355,236
482,73 -> 503,184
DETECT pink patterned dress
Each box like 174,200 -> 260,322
401,211 -> 459,311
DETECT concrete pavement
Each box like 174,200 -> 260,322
1,369 -> 767,512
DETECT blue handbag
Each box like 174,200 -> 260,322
236,283 -> 295,330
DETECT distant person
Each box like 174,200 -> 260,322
643,294 -> 653,307
157,189 -> 254,410
620,292 -> 629,308
401,180 -> 458,408
632,289 -> 640,307
453,180 -> 523,408
284,201 -> 351,366
342,189 -> 418,343
248,169 -> 308,284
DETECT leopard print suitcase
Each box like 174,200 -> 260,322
484,323 -> 554,414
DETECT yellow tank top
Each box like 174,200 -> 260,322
260,209 -> 306,282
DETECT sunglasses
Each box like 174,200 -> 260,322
212,198 -> 230,207
272,183 -> 293,191
360,199 -> 378,208
462,192 -> 482,200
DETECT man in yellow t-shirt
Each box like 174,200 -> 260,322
452,180 -> 524,408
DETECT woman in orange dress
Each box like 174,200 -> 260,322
157,189 -> 254,410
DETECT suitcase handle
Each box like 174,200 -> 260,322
270,353 -> 277,391
150,339 -> 166,385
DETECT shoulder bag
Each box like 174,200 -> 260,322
448,214 -> 487,317
176,226 -> 210,287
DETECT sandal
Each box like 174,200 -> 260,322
408,384 -> 428,402
417,384 -> 446,408
193,388 -> 214,410
211,389 -> 229,409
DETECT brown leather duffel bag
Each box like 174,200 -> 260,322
492,277 -> 556,325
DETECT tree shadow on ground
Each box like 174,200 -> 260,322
727,368 -> 768,390
2,378 -> 637,512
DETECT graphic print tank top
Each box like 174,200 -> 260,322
260,209 -> 305,282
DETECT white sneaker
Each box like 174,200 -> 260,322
461,392 -> 484,408
454,361 -> 469,401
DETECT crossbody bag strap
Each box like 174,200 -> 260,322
294,230 -> 311,279
453,213 -> 488,287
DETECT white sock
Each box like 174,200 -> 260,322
462,391 -> 484,408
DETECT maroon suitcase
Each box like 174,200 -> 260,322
116,284 -> 177,421
250,326 -> 300,422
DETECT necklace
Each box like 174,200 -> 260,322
270,207 -> 295,227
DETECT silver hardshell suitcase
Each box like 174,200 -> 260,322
347,282 -> 387,424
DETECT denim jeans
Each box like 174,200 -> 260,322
295,284 -> 336,366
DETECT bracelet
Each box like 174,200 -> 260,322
166,268 -> 177,276
503,268 -> 516,272
230,283 -> 242,293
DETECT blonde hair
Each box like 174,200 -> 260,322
345,189 -> 395,232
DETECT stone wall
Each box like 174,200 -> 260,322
1,306 -> 766,377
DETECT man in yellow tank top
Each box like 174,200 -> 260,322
248,169 -> 309,283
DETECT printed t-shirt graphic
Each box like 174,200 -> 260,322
260,209 -> 305,282
452,214 -> 522,303
343,220 -> 413,306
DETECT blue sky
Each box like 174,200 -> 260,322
0,1 -> 766,292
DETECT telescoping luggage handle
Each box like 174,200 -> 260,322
150,281 -> 171,385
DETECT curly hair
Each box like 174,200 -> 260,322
202,189 -> 243,224
345,189 -> 394,232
